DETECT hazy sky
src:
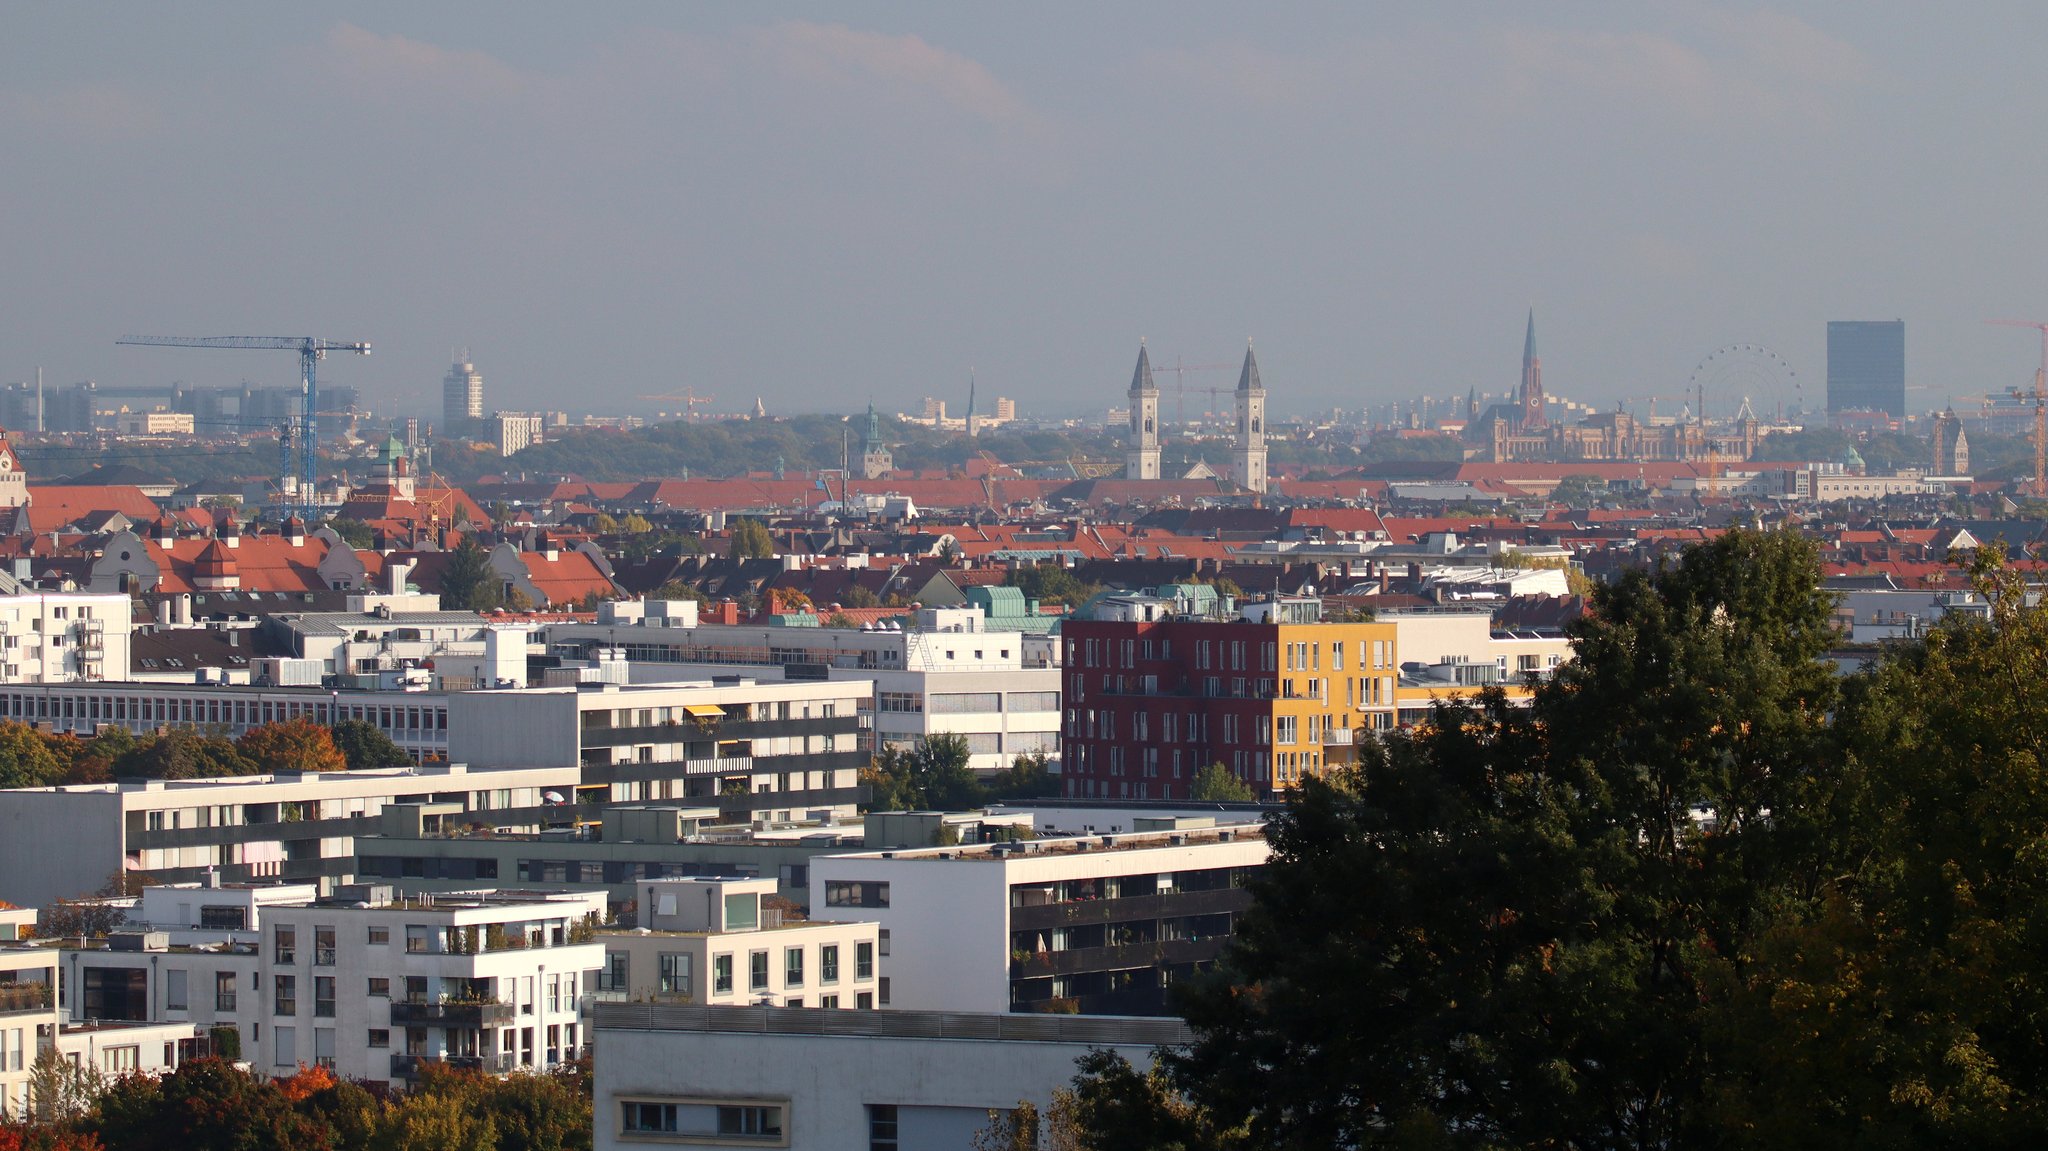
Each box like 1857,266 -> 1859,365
3,4 -> 2043,421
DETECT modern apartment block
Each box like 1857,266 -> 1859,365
593,877 -> 879,1009
59,883 -> 605,1089
0,679 -> 454,760
1062,595 -> 1399,799
547,603 -> 1060,772
1827,320 -> 1906,417
594,1003 -> 1186,1151
447,679 -> 872,824
0,591 -> 133,685
357,805 -> 863,906
0,763 -> 586,907
0,908 -> 57,1118
809,823 -> 1268,1016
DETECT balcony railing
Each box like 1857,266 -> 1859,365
390,1052 -> 518,1079
389,1000 -> 516,1027
0,983 -> 53,1015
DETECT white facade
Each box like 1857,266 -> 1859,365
448,679 -> 871,824
0,679 -> 453,760
1126,346 -> 1161,480
548,606 -> 1058,773
0,762 -> 586,908
595,1002 -> 1185,1151
809,828 -> 1269,1015
0,592 -> 132,685
0,920 -> 58,1119
1387,610 -> 1573,684
595,878 -> 880,1009
61,886 -> 606,1089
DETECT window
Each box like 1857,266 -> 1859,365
824,882 -> 889,908
314,1028 -> 335,1070
368,977 -> 389,998
784,947 -> 804,988
820,945 -> 839,985
878,930 -> 889,957
856,991 -> 874,1010
658,953 -> 692,998
215,972 -> 237,1012
367,925 -> 389,945
601,952 -> 630,993
1007,690 -> 1059,713
199,905 -> 247,931
718,1107 -> 783,1139
405,926 -> 431,953
274,1026 -> 296,1067
367,1029 -> 389,1049
313,926 -> 336,966
165,969 -> 188,1012
314,976 -> 335,1017
621,1102 -> 677,1134
105,1046 -> 140,1074
274,975 -> 296,1016
879,977 -> 890,1006
713,955 -> 734,996
868,1104 -> 899,1151
749,951 -> 769,993
928,692 -> 1000,714
274,926 -> 296,965
855,941 -> 874,981
820,995 -> 839,1009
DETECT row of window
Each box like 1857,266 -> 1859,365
621,1101 -> 783,1141
617,942 -> 878,998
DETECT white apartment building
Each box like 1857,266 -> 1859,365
447,679 -> 872,824
809,824 -> 1269,1016
0,762 -> 587,908
0,908 -> 57,1119
594,1003 -> 1186,1151
0,679 -> 454,760
594,877 -> 879,1009
61,884 -> 606,1089
0,591 -> 133,685
548,604 -> 1059,772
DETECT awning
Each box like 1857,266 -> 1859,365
682,704 -> 726,719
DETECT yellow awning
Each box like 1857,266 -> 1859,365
682,704 -> 726,719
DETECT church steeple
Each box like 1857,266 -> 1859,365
859,400 -> 893,479
1519,308 -> 1547,429
1233,340 -> 1267,494
1126,341 -> 1161,480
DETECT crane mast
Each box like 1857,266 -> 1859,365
1985,321 -> 2048,498
116,335 -> 371,522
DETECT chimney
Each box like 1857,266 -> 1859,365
389,559 -> 415,596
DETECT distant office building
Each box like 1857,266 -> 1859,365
993,397 -> 1016,422
444,359 -> 484,431
1827,321 -> 1906,416
491,411 -> 545,456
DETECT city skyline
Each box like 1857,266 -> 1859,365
5,6 -> 2046,418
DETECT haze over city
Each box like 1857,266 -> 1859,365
6,3 -> 2046,418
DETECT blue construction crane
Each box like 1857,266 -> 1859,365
116,335 -> 371,522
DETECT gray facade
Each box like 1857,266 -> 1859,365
1827,320 -> 1906,416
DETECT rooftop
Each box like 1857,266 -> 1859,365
853,824 -> 1266,863
594,1001 -> 1193,1046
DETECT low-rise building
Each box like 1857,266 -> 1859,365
546,603 -> 1059,773
58,884 -> 606,1090
0,591 -> 133,685
594,877 -> 879,1009
810,823 -> 1268,1016
594,1002 -> 1186,1151
0,908 -> 58,1118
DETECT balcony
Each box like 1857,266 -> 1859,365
1009,936 -> 1227,979
389,1000 -> 516,1027
390,1052 -> 518,1079
0,983 -> 52,1016
1009,887 -> 1254,931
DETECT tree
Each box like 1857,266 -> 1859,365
114,728 -> 255,780
1166,528 -> 1846,1149
440,539 -> 504,612
37,897 -> 123,939
592,514 -> 620,534
1550,473 -> 1608,507
89,1060 -> 332,1151
728,518 -> 773,560
329,720 -> 413,771
862,734 -> 983,812
1064,1050 -> 1234,1151
985,752 -> 1059,802
0,721 -> 64,789
236,718 -> 348,774
326,518 -> 376,548
619,514 -> 654,535
26,1046 -> 105,1122
842,584 -> 880,609
1188,763 -> 1254,803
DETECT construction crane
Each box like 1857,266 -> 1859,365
640,389 -> 715,422
1149,356 -> 1238,426
117,335 -> 370,521
1986,320 -> 2048,496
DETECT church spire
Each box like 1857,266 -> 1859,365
1236,338 -> 1262,393
1523,307 -> 1537,367
1131,342 -> 1157,394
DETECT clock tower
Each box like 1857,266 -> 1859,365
0,430 -> 27,509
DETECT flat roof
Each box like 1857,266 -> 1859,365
594,1002 -> 1192,1046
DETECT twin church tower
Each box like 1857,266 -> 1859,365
1126,341 -> 1267,493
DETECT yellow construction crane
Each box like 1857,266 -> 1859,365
1986,320 -> 2048,497
640,389 -> 715,422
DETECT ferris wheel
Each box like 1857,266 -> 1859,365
1687,344 -> 1802,421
